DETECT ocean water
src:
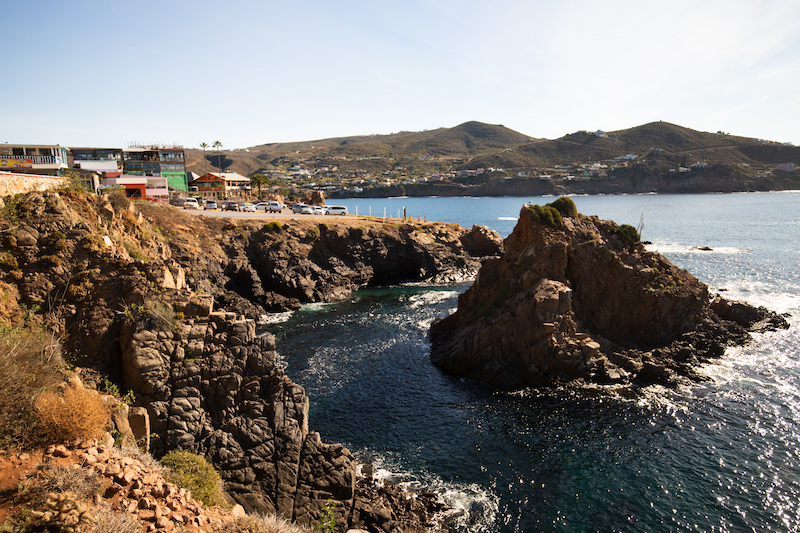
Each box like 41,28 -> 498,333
263,192 -> 800,532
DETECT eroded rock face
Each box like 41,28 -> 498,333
120,309 -> 356,526
430,205 -> 788,388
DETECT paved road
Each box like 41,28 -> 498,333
178,207 -> 370,223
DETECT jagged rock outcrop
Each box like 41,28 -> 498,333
430,203 -> 788,388
120,302 -> 428,530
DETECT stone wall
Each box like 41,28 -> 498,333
0,172 -> 67,197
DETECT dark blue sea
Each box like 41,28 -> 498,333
263,193 -> 800,532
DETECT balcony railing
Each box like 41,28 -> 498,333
0,154 -> 63,165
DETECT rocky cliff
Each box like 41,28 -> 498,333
0,189 -> 500,530
429,200 -> 788,388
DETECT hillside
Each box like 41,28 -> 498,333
464,121 -> 799,170
185,121 -> 533,176
183,121 -> 800,197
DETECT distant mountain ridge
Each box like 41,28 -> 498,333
185,121 -> 799,177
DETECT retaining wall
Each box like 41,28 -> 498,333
0,171 -> 67,197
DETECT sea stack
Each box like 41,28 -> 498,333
429,198 -> 788,388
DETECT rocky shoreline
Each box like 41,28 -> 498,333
430,199 -> 789,389
0,189 -> 502,531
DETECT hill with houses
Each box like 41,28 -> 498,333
184,121 -> 800,197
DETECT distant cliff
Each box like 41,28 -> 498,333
429,199 -> 788,388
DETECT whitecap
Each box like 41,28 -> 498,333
258,311 -> 294,325
645,242 -> 749,255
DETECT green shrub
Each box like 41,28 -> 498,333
527,204 -> 563,228
306,226 -> 321,240
160,450 -> 228,508
546,197 -> 578,218
615,224 -> 640,244
263,221 -> 283,233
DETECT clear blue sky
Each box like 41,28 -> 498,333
4,0 -> 799,149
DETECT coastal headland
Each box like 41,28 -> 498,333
0,188 -> 500,531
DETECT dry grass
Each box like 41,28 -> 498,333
117,445 -> 170,477
33,383 -> 111,444
0,326 -> 64,448
22,462 -> 101,508
227,513 -> 312,533
91,502 -> 141,533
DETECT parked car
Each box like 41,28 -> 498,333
241,202 -> 256,212
325,205 -> 348,215
298,205 -> 314,214
224,201 -> 240,211
291,203 -> 310,214
183,198 -> 200,209
264,201 -> 285,213
312,206 -> 326,215
204,200 -> 218,210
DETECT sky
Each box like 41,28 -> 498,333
3,0 -> 799,149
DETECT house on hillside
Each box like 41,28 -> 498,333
0,144 -> 70,176
122,144 -> 188,192
190,171 -> 251,201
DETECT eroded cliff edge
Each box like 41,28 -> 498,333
429,200 -> 788,389
0,190 -> 501,530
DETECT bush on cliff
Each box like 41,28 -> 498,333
615,224 -> 640,244
160,450 -> 229,508
0,325 -> 64,448
527,203 -> 563,228
34,380 -> 111,444
546,197 -> 578,218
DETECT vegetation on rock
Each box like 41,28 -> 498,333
160,450 -> 229,508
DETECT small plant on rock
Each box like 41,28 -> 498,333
615,224 -> 640,245
546,197 -> 578,218
527,204 -> 563,228
160,450 -> 229,508
314,500 -> 336,533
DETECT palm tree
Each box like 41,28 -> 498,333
212,140 -> 223,173
250,173 -> 266,199
199,142 -> 209,175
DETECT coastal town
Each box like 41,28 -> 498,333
2,122 -> 798,205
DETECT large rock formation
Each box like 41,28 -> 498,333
430,201 -> 788,388
119,304 -> 360,526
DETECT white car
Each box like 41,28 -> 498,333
183,198 -> 200,209
257,201 -> 285,213
241,202 -> 257,212
325,206 -> 348,215
312,206 -> 326,215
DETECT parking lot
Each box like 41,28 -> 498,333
179,206 -> 358,222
